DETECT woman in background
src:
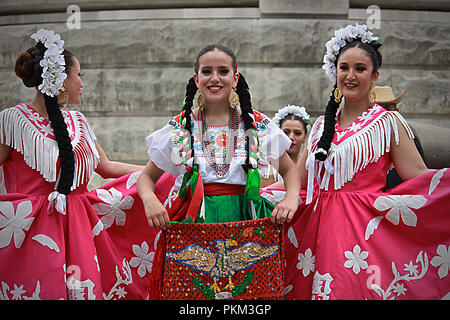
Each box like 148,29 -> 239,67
261,104 -> 311,188
0,29 -> 160,300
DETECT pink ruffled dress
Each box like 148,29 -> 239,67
278,104 -> 449,300
0,104 -> 165,300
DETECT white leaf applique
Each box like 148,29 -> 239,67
287,226 -> 299,248
93,187 -> 134,229
373,195 -> 427,227
126,171 -> 142,190
92,220 -> 104,237
0,201 -> 34,249
283,284 -> 293,296
32,234 -> 60,252
364,216 -> 384,241
153,231 -> 162,251
429,168 -> 447,195
430,244 -> 450,279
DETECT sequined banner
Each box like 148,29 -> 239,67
162,218 -> 284,300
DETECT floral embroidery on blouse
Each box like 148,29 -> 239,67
169,110 -> 271,167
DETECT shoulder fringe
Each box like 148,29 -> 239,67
310,110 -> 414,191
70,111 -> 99,190
0,107 -> 99,190
0,107 -> 59,183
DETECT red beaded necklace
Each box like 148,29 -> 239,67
199,107 -> 238,178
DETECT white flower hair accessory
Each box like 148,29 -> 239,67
322,23 -> 381,83
30,29 -> 67,97
273,104 -> 311,127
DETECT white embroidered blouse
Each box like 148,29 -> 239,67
146,110 -> 291,191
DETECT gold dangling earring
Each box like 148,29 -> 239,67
369,86 -> 376,105
57,87 -> 69,107
197,90 -> 205,110
333,87 -> 342,104
228,88 -> 239,109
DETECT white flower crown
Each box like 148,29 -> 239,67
272,104 -> 311,127
31,29 -> 67,97
322,23 -> 380,83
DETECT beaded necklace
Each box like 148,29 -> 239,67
199,106 -> 238,178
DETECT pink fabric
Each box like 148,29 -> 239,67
279,106 -> 450,300
0,105 -> 169,300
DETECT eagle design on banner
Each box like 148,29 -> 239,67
162,218 -> 284,300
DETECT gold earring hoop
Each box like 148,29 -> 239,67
333,87 -> 342,104
228,88 -> 239,109
369,86 -> 376,105
57,87 -> 69,107
197,90 -> 205,110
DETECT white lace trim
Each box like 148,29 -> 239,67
306,109 -> 414,201
0,104 -> 99,190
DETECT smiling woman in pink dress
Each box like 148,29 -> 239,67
0,29 -> 161,300
283,24 -> 450,300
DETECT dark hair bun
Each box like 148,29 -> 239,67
15,45 -> 44,88
15,51 -> 34,86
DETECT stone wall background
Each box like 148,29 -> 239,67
1,0 -> 449,174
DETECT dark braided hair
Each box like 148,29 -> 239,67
15,44 -> 76,195
180,45 -> 236,168
189,45 -> 257,175
182,77 -> 198,166
315,83 -> 341,161
315,39 -> 383,161
235,73 -> 257,173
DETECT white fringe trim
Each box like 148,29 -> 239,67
0,105 -> 99,191
70,111 -> 100,190
307,108 -> 414,197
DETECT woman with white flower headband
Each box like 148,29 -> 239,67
261,104 -> 311,188
283,24 -> 449,300
0,29 -> 164,299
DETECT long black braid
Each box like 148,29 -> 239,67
44,95 -> 75,194
315,83 -> 340,161
235,73 -> 257,173
182,77 -> 198,165
15,43 -> 75,195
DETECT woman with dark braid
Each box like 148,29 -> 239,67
283,24 -> 449,300
137,44 -> 300,229
137,45 -> 300,299
0,29 -> 161,299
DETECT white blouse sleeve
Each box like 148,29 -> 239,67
146,123 -> 180,176
258,113 -> 291,161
